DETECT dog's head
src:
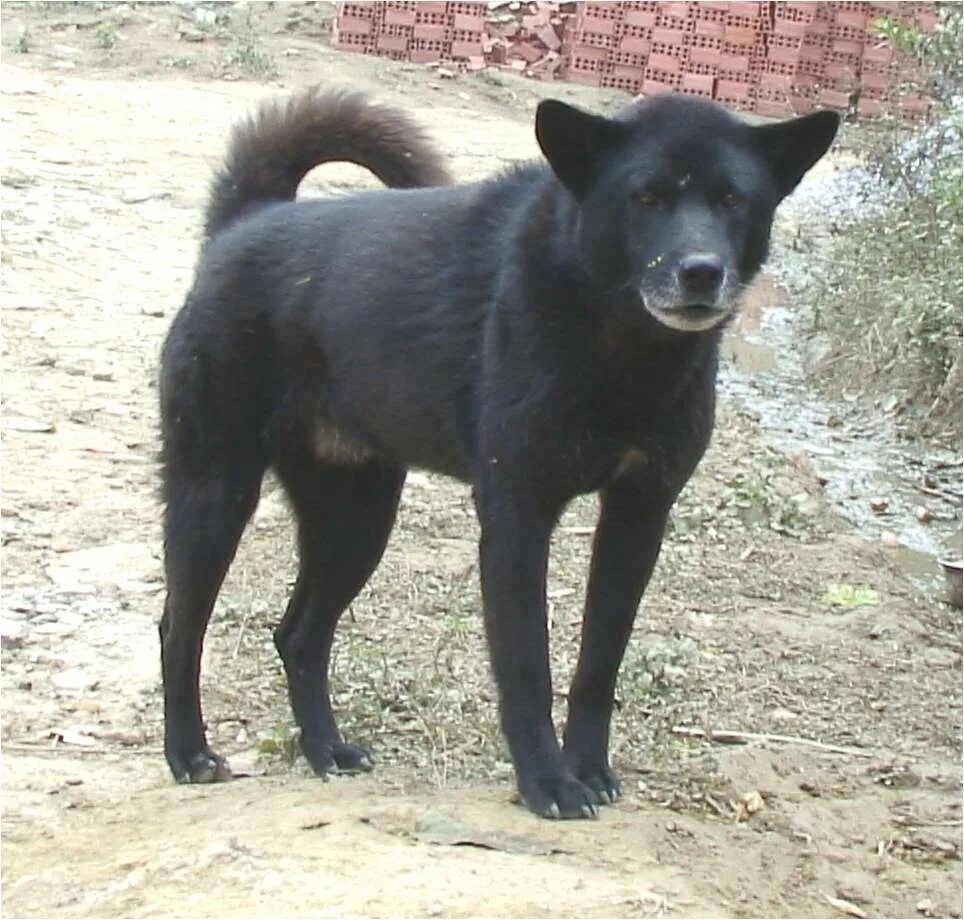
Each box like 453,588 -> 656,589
535,95 -> 838,333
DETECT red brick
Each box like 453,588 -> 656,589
339,2 -> 378,19
649,52 -> 682,72
687,45 -> 721,67
383,8 -> 416,26
717,78 -> 753,100
620,35 -> 652,56
862,42 -> 895,65
723,26 -> 757,48
693,19 -> 725,39
772,18 -> 809,39
760,58 -> 798,78
446,2 -> 486,16
727,2 -> 765,17
656,2 -> 691,30
767,38 -> 802,65
376,33 -> 409,52
413,23 -> 446,40
624,9 -> 658,28
832,9 -> 868,30
452,12 -> 485,31
832,38 -> 863,57
652,27 -> 686,47
582,1 -> 625,21
857,97 -> 889,118
719,52 -> 751,75
759,71 -> 792,94
776,1 -> 816,18
681,72 -> 714,94
332,34 -> 371,51
410,49 -> 443,63
756,98 -> 794,117
817,88 -> 851,110
450,39 -> 483,58
567,43 -> 610,74
577,16 -> 618,35
642,76 -> 679,95
612,49 -> 649,69
336,16 -> 373,34
824,61 -> 857,81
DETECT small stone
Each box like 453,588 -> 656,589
769,707 -> 798,722
52,669 -> 99,692
742,790 -> 765,814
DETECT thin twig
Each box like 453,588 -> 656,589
917,485 -> 962,505
672,726 -> 877,758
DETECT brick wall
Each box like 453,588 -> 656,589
334,1 -> 488,69
333,2 -> 940,122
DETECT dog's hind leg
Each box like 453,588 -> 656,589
160,458 -> 264,782
273,452 -> 405,775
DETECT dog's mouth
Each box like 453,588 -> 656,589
643,300 -> 732,332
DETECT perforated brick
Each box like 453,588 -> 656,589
680,72 -> 714,96
619,35 -> 652,56
601,64 -> 643,93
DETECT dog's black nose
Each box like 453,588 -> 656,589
678,254 -> 724,298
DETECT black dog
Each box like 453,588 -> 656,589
159,87 -> 837,819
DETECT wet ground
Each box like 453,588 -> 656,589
1,4 -> 961,918
721,273 -> 961,587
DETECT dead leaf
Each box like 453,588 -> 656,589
824,895 -> 868,918
6,416 -> 56,433
50,725 -> 98,747
414,811 -> 563,856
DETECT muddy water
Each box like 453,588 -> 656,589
720,274 -> 961,594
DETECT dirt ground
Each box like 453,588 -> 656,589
1,4 -> 961,918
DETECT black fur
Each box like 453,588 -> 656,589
159,86 -> 837,818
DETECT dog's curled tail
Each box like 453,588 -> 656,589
204,87 -> 452,240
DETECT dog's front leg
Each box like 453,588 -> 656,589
478,492 -> 599,819
562,477 -> 673,805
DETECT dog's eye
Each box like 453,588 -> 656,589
638,189 -> 662,206
721,191 -> 746,208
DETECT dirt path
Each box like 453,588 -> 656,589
2,5 -> 961,918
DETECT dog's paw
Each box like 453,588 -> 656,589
518,772 -> 599,820
302,737 -> 375,776
562,749 -> 622,805
574,762 -> 623,805
170,748 -> 233,784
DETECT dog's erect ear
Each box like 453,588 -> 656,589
536,100 -> 626,197
751,110 -> 839,199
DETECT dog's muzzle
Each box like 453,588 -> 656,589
640,252 -> 736,331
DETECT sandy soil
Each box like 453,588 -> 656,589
2,4 -> 961,918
